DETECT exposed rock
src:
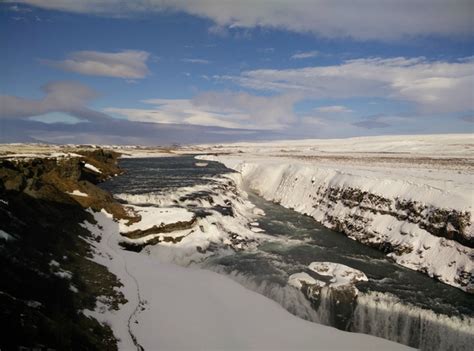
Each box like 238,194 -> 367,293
289,262 -> 368,330
0,149 -> 128,350
120,217 -> 197,240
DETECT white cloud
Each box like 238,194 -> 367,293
105,91 -> 300,130
41,50 -> 150,79
291,51 -> 319,59
181,58 -> 211,64
0,81 -> 110,121
258,48 -> 275,54
105,99 -> 246,129
224,57 -> 474,113
12,0 -> 474,40
9,5 -> 32,12
193,91 -> 300,129
316,105 -> 352,113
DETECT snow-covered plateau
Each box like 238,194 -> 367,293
196,134 -> 474,293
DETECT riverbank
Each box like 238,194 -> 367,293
195,134 -> 473,293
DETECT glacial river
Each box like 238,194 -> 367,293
102,155 -> 474,350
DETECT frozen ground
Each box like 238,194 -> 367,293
194,134 -> 474,292
82,209 -> 410,350
0,143 -> 177,159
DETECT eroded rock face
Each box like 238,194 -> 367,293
289,262 -> 368,329
313,186 -> 472,248
0,150 -> 129,220
229,160 -> 473,293
308,186 -> 473,293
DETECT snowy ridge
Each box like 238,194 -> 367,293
200,155 -> 473,293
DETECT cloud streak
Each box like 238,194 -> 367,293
41,50 -> 150,79
291,51 -> 319,59
316,105 -> 352,113
105,91 -> 300,130
224,57 -> 474,113
181,58 -> 211,64
0,81 -> 111,122
11,0 -> 474,40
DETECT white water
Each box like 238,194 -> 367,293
354,291 -> 474,350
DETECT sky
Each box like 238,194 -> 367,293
1,0 -> 473,145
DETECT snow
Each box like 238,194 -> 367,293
49,260 -> 60,267
26,300 -> 42,308
119,151 -> 177,158
119,205 -> 194,233
0,152 -> 82,160
197,134 -> 474,292
288,272 -> 323,289
289,262 -> 367,290
53,270 -> 72,280
308,262 -> 368,287
193,133 -> 474,157
0,229 -> 15,241
84,163 -> 102,174
67,189 -> 89,197
113,176 -> 271,265
82,209 -> 410,350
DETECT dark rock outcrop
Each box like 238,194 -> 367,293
0,149 -> 128,351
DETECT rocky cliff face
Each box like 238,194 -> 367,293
0,150 -> 128,351
317,186 -> 472,248
207,158 -> 473,293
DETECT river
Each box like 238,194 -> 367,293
102,155 -> 474,350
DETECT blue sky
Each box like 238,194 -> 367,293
1,1 -> 473,144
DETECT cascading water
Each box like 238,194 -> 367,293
353,292 -> 474,350
102,155 -> 474,350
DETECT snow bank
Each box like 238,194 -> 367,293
67,190 -> 89,197
194,133 -> 474,157
82,210 -> 410,350
84,163 -> 102,173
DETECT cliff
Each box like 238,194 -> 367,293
0,149 -> 128,350
201,156 -> 473,293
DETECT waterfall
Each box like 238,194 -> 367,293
207,265 -> 474,351
353,291 -> 474,351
